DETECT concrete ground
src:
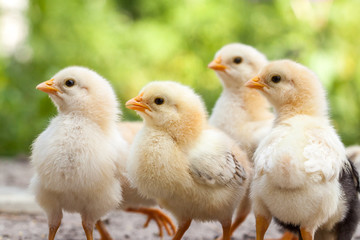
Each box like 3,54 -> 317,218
0,158 -> 359,240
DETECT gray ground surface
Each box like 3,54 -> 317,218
0,159 -> 360,240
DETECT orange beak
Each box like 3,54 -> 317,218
245,76 -> 268,90
208,56 -> 228,71
125,92 -> 151,112
36,79 -> 62,94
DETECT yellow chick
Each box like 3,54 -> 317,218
116,120 -> 177,237
208,43 -> 274,159
125,81 -> 252,240
30,66 -> 125,240
246,60 -> 360,240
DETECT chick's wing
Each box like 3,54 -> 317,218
255,122 -> 347,184
303,128 -> 347,182
188,129 -> 247,187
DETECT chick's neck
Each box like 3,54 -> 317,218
147,111 -> 206,148
274,97 -> 328,124
58,103 -> 119,134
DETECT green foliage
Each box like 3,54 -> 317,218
0,0 -> 359,156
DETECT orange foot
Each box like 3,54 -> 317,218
126,207 -> 177,237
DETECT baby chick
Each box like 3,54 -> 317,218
117,121 -> 177,237
125,81 -> 252,240
246,60 -> 360,240
30,67 -> 125,240
208,43 -> 281,239
208,43 -> 274,159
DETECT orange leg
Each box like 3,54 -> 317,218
230,194 -> 251,235
82,220 -> 94,240
126,207 -> 176,237
300,227 -> 313,240
48,223 -> 61,240
47,210 -> 62,240
221,220 -> 232,240
216,193 -> 252,240
172,220 -> 192,240
229,211 -> 249,235
256,215 -> 271,240
95,220 -> 113,240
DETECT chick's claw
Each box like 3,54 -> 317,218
127,207 -> 176,237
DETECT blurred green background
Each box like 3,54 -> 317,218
0,0 -> 359,157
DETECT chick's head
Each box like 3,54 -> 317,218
126,81 -> 207,144
245,60 -> 328,117
37,66 -> 120,120
208,43 -> 268,89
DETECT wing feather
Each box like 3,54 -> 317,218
254,117 -> 348,187
303,128 -> 347,182
188,130 -> 247,187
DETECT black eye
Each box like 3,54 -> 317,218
154,97 -> 164,105
233,57 -> 242,64
271,75 -> 281,83
65,79 -> 75,87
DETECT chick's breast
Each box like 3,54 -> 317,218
127,127 -> 193,200
31,116 -> 124,194
252,115 -> 348,226
254,115 -> 346,189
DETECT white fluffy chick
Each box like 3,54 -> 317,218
246,60 -> 360,240
30,66 -> 126,240
208,43 -> 278,240
125,81 -> 252,240
208,43 -> 274,159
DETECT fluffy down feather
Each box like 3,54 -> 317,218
254,116 -> 346,186
189,129 -> 247,187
